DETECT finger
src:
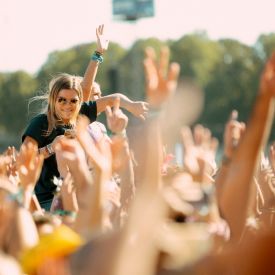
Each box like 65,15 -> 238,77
181,126 -> 194,149
229,109 -> 238,121
193,124 -> 204,145
105,105 -> 113,119
139,114 -> 146,121
158,46 -> 170,78
143,59 -> 158,90
143,102 -> 150,109
144,46 -> 156,60
98,24 -> 103,35
113,97 -> 120,113
210,137 -> 219,152
100,24 -> 104,34
167,62 -> 180,83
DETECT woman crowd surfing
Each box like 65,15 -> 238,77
0,24 -> 275,274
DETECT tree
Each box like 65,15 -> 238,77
0,71 -> 37,147
200,39 -> 261,140
170,32 -> 221,87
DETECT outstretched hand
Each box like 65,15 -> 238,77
16,142 -> 44,190
181,124 -> 218,183
143,46 -> 180,108
96,24 -> 109,54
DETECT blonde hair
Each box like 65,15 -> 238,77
29,73 -> 83,136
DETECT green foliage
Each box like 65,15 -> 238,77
170,32 -> 222,86
255,33 -> 275,60
117,38 -> 166,101
0,71 -> 37,148
200,39 -> 261,140
1,32 -> 275,149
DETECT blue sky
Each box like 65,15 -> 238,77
1,0 -> 275,73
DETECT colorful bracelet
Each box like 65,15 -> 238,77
91,51 -> 104,63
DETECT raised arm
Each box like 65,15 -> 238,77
217,52 -> 275,242
81,24 -> 109,101
105,98 -> 135,219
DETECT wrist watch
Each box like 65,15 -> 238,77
46,143 -> 55,155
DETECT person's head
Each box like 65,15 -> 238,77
47,73 -> 83,132
90,81 -> 102,100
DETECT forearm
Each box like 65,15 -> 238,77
114,93 -> 134,112
118,146 -> 135,214
22,187 -> 34,210
75,170 -> 106,239
81,59 -> 100,102
96,93 -> 133,114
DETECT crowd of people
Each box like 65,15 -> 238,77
0,25 -> 275,275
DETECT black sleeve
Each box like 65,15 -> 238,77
21,114 -> 48,147
80,101 -> 97,122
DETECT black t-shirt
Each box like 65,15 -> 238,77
22,101 -> 97,203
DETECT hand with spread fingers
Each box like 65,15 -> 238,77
143,46 -> 180,108
16,142 -> 44,191
96,24 -> 109,54
181,124 -> 218,184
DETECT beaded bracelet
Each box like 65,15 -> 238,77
91,51 -> 104,63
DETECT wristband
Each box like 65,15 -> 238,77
46,143 -> 55,155
95,50 -> 103,56
91,51 -> 104,63
113,129 -> 127,139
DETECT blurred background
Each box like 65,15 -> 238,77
1,0 -> 275,150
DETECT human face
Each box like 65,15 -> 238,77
55,89 -> 80,123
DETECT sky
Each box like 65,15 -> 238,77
1,0 -> 275,74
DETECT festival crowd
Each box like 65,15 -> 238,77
0,25 -> 275,275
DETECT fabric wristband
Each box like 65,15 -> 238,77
91,51 -> 104,63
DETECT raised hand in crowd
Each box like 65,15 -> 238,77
16,142 -> 44,210
143,46 -> 180,108
75,115 -> 114,236
106,98 -> 135,221
215,110 -> 245,200
216,50 -> 275,243
223,110 -> 246,160
181,124 -> 218,184
81,24 -> 109,101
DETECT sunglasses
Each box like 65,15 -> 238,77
57,97 -> 79,105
